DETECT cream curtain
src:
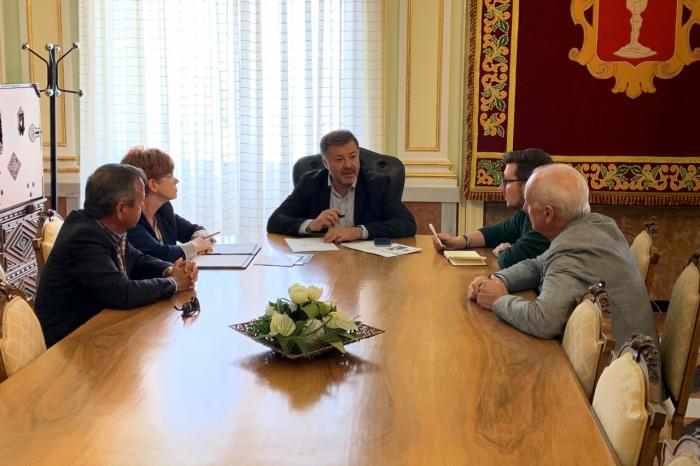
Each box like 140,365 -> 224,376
79,0 -> 382,235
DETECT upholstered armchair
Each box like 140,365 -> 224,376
292,147 -> 406,198
0,282 -> 46,381
630,217 -> 660,292
562,281 -> 613,400
32,210 -> 64,276
660,250 -> 700,440
592,333 -> 666,466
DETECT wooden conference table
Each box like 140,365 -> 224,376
0,235 -> 617,465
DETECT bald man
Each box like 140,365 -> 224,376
468,164 -> 659,353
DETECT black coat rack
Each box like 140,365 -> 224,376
22,42 -> 83,211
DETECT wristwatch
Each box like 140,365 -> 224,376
462,234 -> 471,248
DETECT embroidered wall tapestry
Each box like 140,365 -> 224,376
464,0 -> 700,205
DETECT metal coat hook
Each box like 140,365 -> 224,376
22,42 -> 84,210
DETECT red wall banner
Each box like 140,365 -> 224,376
464,0 -> 700,205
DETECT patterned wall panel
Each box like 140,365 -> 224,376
0,84 -> 45,299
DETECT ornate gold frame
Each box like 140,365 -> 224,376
570,0 -> 700,99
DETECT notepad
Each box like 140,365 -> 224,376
443,250 -> 487,266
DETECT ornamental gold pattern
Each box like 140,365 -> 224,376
577,163 -> 700,192
569,0 -> 700,99
475,158 -> 700,194
479,0 -> 511,137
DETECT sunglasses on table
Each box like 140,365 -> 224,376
174,296 -> 200,318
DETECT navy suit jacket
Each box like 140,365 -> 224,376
127,202 -> 204,262
266,167 -> 416,239
34,210 -> 176,347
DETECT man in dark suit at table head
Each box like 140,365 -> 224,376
467,163 -> 660,354
266,129 -> 416,243
432,148 -> 552,268
34,163 -> 198,347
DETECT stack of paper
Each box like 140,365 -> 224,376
443,250 -> 487,266
254,253 -> 313,267
285,238 -> 339,252
342,241 -> 421,258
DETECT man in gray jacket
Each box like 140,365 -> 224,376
468,164 -> 659,352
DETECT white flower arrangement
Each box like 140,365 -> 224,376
247,283 -> 359,356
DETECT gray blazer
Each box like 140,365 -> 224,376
492,213 -> 659,352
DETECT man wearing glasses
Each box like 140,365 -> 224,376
432,148 -> 552,268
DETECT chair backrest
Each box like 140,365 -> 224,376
32,210 -> 64,275
630,217 -> 660,291
592,333 -> 666,466
562,282 -> 611,400
661,250 -> 700,437
292,147 -> 406,198
661,431 -> 700,466
0,281 -> 46,381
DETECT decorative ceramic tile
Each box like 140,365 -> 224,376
8,153 -> 21,180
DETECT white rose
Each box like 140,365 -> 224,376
288,283 -> 309,305
307,285 -> 323,301
322,310 -> 357,331
269,311 -> 296,337
302,318 -> 325,338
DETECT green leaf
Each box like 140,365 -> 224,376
317,302 -> 332,316
301,302 -> 319,319
327,341 -> 346,353
616,165 -> 629,176
495,99 -> 506,112
601,165 -> 608,177
496,125 -> 505,137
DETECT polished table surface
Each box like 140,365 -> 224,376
0,235 -> 617,465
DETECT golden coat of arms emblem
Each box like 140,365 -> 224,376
570,0 -> 700,98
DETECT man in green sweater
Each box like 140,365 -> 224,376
433,148 -> 552,268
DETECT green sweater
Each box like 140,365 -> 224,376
479,209 -> 550,269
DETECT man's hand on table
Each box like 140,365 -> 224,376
468,274 -> 508,310
323,226 -> 362,244
492,242 -> 512,257
166,258 -> 199,291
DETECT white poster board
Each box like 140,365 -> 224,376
0,84 -> 44,212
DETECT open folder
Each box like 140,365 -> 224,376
443,250 -> 487,266
193,242 -> 260,269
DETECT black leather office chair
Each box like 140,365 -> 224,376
292,147 -> 406,198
